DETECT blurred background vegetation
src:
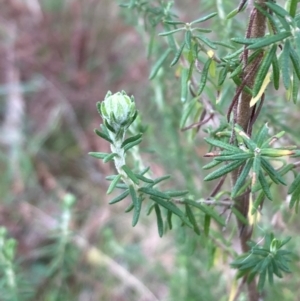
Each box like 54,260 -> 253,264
0,0 -> 299,300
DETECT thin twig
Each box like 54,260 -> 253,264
209,176 -> 226,197
182,113 -> 214,131
227,52 -> 263,122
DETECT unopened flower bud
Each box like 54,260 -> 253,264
100,91 -> 136,132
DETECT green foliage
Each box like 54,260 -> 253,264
88,0 -> 300,299
204,124 -> 299,203
0,228 -> 28,301
231,234 -> 292,292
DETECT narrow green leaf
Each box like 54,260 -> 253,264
184,199 -> 225,226
261,131 -> 285,148
107,174 -> 122,195
231,49 -> 263,80
253,44 -> 277,97
280,236 -> 292,247
215,152 -> 252,162
232,75 -> 253,95
224,47 -> 243,59
255,123 -> 269,147
204,214 -> 210,236
163,20 -> 185,25
100,123 -> 110,136
150,196 -> 192,227
294,28 -> 300,55
258,170 -> 273,200
272,259 -> 283,278
187,50 -> 195,77
218,66 -> 228,86
261,158 -> 286,185
226,7 -> 239,19
154,204 -> 164,237
289,45 -> 300,80
109,189 -> 130,204
252,258 -> 266,273
288,0 -> 298,17
125,203 -> 134,213
265,2 -> 290,18
135,173 -> 153,183
231,207 -> 248,225
123,138 -> 143,152
185,30 -> 192,50
181,67 -> 189,102
147,29 -> 155,58
247,32 -> 291,50
252,190 -> 266,214
195,35 -> 216,49
158,28 -> 184,36
106,175 -> 119,181
164,24 -> 177,52
194,28 -> 213,33
230,63 -> 243,79
139,166 -> 150,176
272,54 -> 280,90
268,260 -> 274,285
204,160 -> 245,181
232,159 -> 253,198
180,98 -> 199,128
261,148 -> 295,157
166,190 -> 189,197
260,256 -> 272,273
146,203 -> 155,216
129,185 -> 141,226
238,259 -> 259,270
89,152 -> 109,159
148,175 -> 171,187
122,165 -> 139,184
234,126 -> 257,150
204,137 -> 241,152
103,153 -> 118,163
167,210 -> 173,229
251,248 -> 270,256
115,184 -> 128,189
149,48 -> 172,80
185,204 -> 201,235
197,58 -> 212,96
252,155 -> 261,188
214,41 -> 235,49
288,173 -> 300,194
121,134 -> 143,148
203,159 -> 222,170
190,12 -> 217,24
276,260 -> 291,273
170,40 -> 185,66
94,129 -> 113,143
231,36 -> 265,45
139,187 -> 170,199
292,69 -> 300,104
104,120 -> 116,134
281,40 -> 291,89
277,17 -> 291,31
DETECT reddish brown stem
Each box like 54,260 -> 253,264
230,2 -> 267,301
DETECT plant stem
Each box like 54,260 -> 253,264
231,1 -> 267,300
